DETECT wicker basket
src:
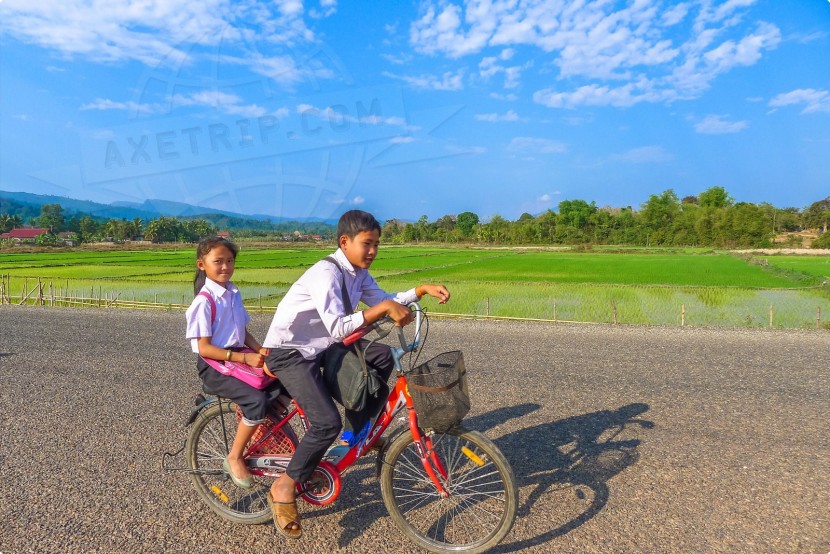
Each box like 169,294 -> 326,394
407,351 -> 470,431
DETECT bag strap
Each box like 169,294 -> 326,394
323,256 -> 368,374
197,290 -> 216,325
323,256 -> 353,315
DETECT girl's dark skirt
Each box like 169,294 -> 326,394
196,354 -> 285,423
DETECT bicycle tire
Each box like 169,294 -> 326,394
379,426 -> 518,553
185,401 -> 272,524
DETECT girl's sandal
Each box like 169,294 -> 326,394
268,491 -> 302,539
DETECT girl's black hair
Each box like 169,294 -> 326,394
193,237 -> 238,295
337,210 -> 382,239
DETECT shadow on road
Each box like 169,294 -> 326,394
309,402 -> 653,551
475,402 -> 654,553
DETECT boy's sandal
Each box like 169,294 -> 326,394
268,492 -> 302,539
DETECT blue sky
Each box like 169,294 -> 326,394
1,0 -> 828,222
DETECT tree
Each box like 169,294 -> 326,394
812,230 -> 830,249
0,214 -> 10,233
185,219 -> 217,240
485,214 -> 509,243
35,232 -> 57,246
803,197 -> 830,232
640,190 -> 681,245
78,216 -> 100,243
38,204 -> 66,233
144,216 -> 182,243
456,211 -> 479,238
435,215 -> 456,232
131,218 -> 144,239
698,186 -> 733,209
557,199 -> 597,231
381,219 -> 403,242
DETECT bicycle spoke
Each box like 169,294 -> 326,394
381,428 -> 517,551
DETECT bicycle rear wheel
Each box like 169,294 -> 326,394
379,426 -> 517,553
185,401 -> 272,524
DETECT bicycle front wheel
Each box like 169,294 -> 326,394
185,401 -> 272,524
379,426 -> 518,553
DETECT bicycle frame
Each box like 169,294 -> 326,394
240,303 -> 451,498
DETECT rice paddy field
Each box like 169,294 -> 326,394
1,246 -> 828,329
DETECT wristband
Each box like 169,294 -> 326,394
225,349 -> 232,361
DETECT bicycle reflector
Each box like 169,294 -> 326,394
461,446 -> 485,466
210,485 -> 229,504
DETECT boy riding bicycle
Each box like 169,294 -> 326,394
262,210 -> 450,538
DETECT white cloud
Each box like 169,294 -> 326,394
351,196 -> 365,205
479,55 -> 530,89
490,92 -> 518,101
694,114 -> 748,134
611,146 -> 673,164
769,89 -> 830,114
0,0 -> 333,87
389,136 -> 416,144
381,52 -> 414,65
409,3 -> 491,58
382,70 -> 464,91
81,89 -> 273,117
508,136 -> 567,154
410,1 -> 779,109
173,90 -> 268,117
475,110 -> 520,122
702,22 -> 780,73
662,3 -> 690,26
534,81 -> 670,109
537,192 -> 560,202
80,98 -> 163,114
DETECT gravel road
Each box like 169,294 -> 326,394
1,306 -> 828,554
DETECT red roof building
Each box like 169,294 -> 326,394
0,227 -> 49,240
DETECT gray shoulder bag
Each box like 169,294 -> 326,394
321,256 -> 382,411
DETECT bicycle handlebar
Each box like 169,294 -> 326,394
342,303 -> 423,352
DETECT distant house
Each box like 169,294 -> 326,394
0,227 -> 49,244
217,231 -> 231,239
57,231 -> 78,246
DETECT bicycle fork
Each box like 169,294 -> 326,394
404,400 -> 451,498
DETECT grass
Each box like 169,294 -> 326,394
760,256 -> 830,281
2,247 -> 828,328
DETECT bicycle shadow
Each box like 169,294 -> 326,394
315,404 -> 547,548
305,402 -> 652,551
466,402 -> 654,553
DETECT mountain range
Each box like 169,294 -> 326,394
0,190 -> 338,229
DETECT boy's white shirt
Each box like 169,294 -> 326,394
263,248 -> 419,359
185,277 -> 251,353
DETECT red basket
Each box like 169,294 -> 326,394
235,407 -> 296,455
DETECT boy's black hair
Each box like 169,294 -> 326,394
337,210 -> 382,239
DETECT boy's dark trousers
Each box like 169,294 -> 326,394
264,340 -> 393,483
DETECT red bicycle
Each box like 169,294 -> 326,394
172,304 -> 517,553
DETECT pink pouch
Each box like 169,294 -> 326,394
197,291 -> 277,390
